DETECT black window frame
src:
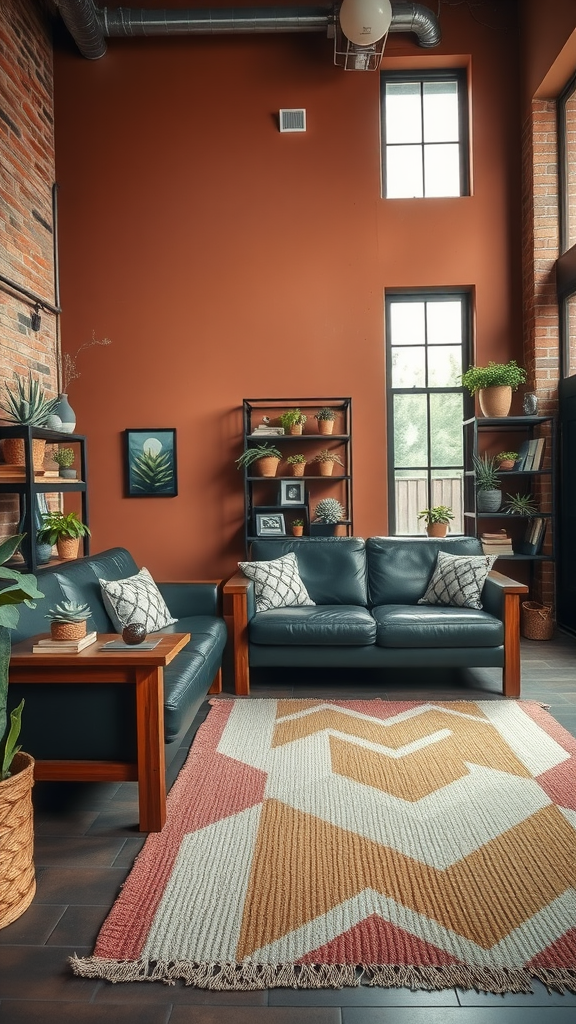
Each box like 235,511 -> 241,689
558,71 -> 576,378
380,69 -> 470,200
385,289 -> 473,535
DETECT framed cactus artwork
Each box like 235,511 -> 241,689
123,428 -> 177,497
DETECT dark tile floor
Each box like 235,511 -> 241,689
1,633 -> 575,1023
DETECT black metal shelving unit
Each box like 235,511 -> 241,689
0,424 -> 89,572
240,398 -> 352,554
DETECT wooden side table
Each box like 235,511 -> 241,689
9,633 -> 191,832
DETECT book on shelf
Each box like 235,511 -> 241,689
530,437 -> 546,470
32,631 -> 98,654
522,439 -> 539,471
482,545 -> 514,555
518,517 -> 546,555
513,441 -> 530,471
481,529 -> 514,556
480,530 -> 509,540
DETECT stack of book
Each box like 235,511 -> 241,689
514,438 -> 546,471
32,631 -> 98,654
481,530 -> 514,556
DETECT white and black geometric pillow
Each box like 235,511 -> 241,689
417,550 -> 497,610
99,567 -> 177,632
238,553 -> 315,612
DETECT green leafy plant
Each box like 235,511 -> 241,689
473,454 -> 502,491
0,371 -> 59,426
312,449 -> 344,466
235,443 -> 282,469
460,360 -> 527,396
286,454 -> 307,465
292,518 -> 304,527
37,511 -> 91,545
314,498 -> 346,523
52,447 -> 75,469
496,451 -> 519,463
314,407 -> 336,422
45,601 -> 91,625
131,448 -> 173,492
0,535 -> 44,780
503,493 -> 539,516
417,506 -> 455,526
279,409 -> 307,429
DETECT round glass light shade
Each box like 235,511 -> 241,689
339,0 -> 392,46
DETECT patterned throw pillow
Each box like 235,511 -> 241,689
99,567 -> 177,632
417,550 -> 497,610
238,552 -> 315,612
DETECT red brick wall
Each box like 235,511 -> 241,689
522,99 -> 559,608
0,0 -> 57,540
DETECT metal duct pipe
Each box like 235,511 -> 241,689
57,1 -> 441,59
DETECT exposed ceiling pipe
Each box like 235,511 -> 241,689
55,1 -> 441,60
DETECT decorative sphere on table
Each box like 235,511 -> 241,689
122,622 -> 147,645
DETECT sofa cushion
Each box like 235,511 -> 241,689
99,567 -> 177,632
239,552 -> 314,612
250,605 -> 377,646
418,550 -> 496,610
250,537 -> 368,606
367,536 -> 484,607
372,604 -> 504,649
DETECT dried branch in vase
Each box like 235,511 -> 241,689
62,332 -> 112,392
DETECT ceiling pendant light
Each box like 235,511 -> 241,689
338,0 -> 392,46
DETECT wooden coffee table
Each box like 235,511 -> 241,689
9,632 -> 191,832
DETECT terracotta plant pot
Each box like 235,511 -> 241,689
256,457 -> 281,477
318,462 -> 334,476
2,437 -> 46,471
498,459 -> 516,470
292,525 -> 304,537
56,536 -> 80,560
478,386 -> 512,418
426,523 -> 448,538
51,619 -> 87,641
291,463 -> 305,477
0,752 -> 35,929
317,420 -> 334,435
289,424 -> 303,435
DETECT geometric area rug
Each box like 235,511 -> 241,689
71,699 -> 576,993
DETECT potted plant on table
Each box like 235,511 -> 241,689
496,451 -> 519,471
417,505 -> 455,538
279,409 -> 307,435
46,600 -> 91,641
314,407 -> 337,435
0,372 -> 60,470
0,533 -> 45,928
473,454 -> 502,512
37,510 -> 91,561
235,443 -> 282,478
52,447 -> 76,479
460,360 -> 526,418
286,454 -> 307,477
312,449 -> 344,477
291,518 -> 305,537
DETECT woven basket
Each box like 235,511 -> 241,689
0,752 -> 35,930
2,437 -> 46,471
521,601 -> 554,641
51,620 -> 86,641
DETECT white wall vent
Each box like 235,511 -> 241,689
279,108 -> 306,133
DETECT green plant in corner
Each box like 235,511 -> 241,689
0,371 -> 59,426
460,361 -> 527,396
235,443 -> 282,468
417,506 -> 455,526
314,498 -> 346,524
503,493 -> 539,516
0,535 -> 44,779
473,454 -> 502,491
279,409 -> 307,430
36,511 -> 91,545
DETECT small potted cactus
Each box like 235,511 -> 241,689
286,453 -> 307,477
312,498 -> 347,536
52,447 -> 76,479
0,372 -> 60,470
291,518 -> 305,537
46,600 -> 91,641
312,449 -> 345,477
314,407 -> 337,435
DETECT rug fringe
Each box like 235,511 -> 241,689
68,957 -> 576,994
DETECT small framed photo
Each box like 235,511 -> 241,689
279,480 -> 305,506
124,429 -> 177,497
255,513 -> 286,536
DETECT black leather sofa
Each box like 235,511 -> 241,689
224,536 -> 528,697
7,547 -> 227,827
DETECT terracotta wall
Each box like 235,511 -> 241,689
53,1 -> 522,578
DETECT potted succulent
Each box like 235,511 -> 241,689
460,360 -> 527,418
46,600 -> 91,641
0,372 -> 60,470
473,454 -> 502,512
52,446 -> 76,479
291,518 -> 305,537
279,409 -> 307,435
37,510 -> 91,561
417,505 -> 455,538
0,533 -> 44,928
314,407 -> 337,435
503,493 -> 539,516
313,497 -> 347,536
496,451 -> 519,471
286,453 -> 307,477
235,443 -> 282,478
312,449 -> 345,477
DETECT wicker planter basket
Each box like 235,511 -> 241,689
2,437 -> 46,471
291,463 -> 305,476
51,619 -> 86,641
521,601 -> 554,641
0,752 -> 35,930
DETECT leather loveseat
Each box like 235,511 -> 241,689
7,547 -> 227,829
224,536 -> 528,698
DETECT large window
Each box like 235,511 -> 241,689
559,73 -> 576,377
380,70 -> 469,199
386,293 -> 471,535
